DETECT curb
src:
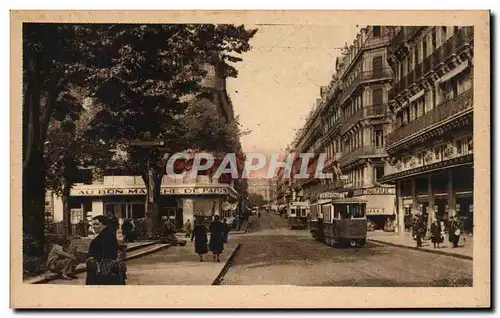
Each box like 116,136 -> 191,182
368,239 -> 473,261
27,243 -> 170,284
211,243 -> 242,285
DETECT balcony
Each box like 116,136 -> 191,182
340,68 -> 392,105
340,105 -> 388,135
390,26 -> 423,53
339,145 -> 387,167
386,88 -> 473,147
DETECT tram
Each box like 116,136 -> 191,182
287,201 -> 309,229
310,197 -> 367,248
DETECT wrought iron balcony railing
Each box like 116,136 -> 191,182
339,145 -> 387,167
340,68 -> 392,105
386,88 -> 473,146
390,26 -> 423,53
340,105 -> 388,135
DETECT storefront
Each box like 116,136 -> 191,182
394,165 -> 473,235
352,187 -> 396,230
52,183 -> 238,235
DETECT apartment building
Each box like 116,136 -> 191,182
380,26 -> 474,235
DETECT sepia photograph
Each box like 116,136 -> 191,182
10,10 -> 490,308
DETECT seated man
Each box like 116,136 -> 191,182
46,238 -> 77,280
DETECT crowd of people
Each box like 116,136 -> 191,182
411,213 -> 465,249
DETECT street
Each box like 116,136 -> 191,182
221,212 -> 473,287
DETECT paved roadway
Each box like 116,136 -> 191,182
221,212 -> 472,287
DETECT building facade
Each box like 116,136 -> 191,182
320,26 -> 397,229
380,26 -> 474,235
247,178 -> 275,204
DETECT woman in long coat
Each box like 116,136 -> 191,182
209,215 -> 225,262
430,219 -> 442,248
191,219 -> 208,262
86,215 -> 126,285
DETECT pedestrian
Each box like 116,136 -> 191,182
121,219 -> 134,242
430,219 -> 442,248
106,211 -> 119,236
222,218 -> 230,243
191,218 -> 208,262
184,219 -> 192,238
448,215 -> 463,248
46,237 -> 78,280
85,215 -> 126,285
414,214 -> 425,248
209,215 -> 225,262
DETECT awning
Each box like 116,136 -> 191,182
437,61 -> 469,84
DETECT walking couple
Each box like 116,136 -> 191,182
190,215 -> 229,262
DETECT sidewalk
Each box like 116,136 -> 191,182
367,230 -> 473,260
47,241 -> 240,285
25,241 -> 167,284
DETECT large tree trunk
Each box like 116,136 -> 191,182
22,59 -> 46,257
61,175 -> 72,237
142,157 -> 162,239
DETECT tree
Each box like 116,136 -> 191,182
85,24 -> 257,237
23,24 -> 102,256
45,91 -> 113,236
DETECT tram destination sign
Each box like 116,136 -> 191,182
70,187 -> 230,196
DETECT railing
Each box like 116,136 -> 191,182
341,105 -> 388,135
339,145 -> 387,167
391,26 -> 474,99
340,68 -> 392,104
386,88 -> 473,146
390,27 -> 423,53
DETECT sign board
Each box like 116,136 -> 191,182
353,187 -> 396,196
71,186 -> 231,197
366,208 -> 387,215
318,192 -> 347,200
340,175 -> 349,180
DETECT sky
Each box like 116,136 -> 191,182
225,24 -> 361,178
226,24 -> 361,158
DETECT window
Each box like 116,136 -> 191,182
374,128 -> 384,147
456,139 -> 463,154
423,40 -> 427,58
431,29 -> 437,50
372,87 -> 383,105
373,56 -> 383,77
374,166 -> 385,183
322,205 -> 332,223
373,26 -> 381,37
415,45 -> 419,65
351,204 -> 365,219
441,26 -> 448,40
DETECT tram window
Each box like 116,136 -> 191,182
352,204 -> 365,219
333,206 -> 340,219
